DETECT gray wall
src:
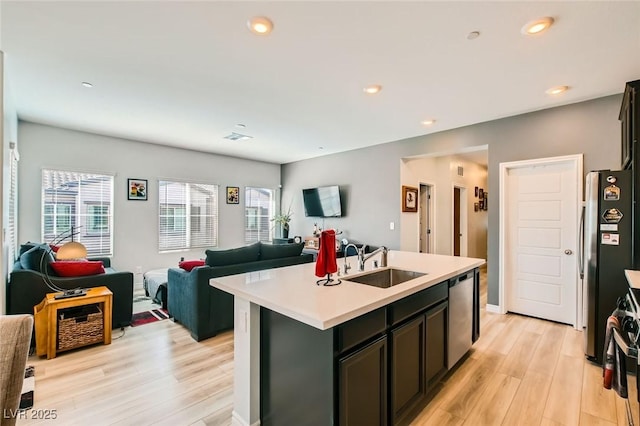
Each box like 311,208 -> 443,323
18,122 -> 281,283
282,95 -> 623,305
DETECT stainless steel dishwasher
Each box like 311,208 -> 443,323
448,271 -> 474,369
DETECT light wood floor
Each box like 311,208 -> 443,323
17,268 -> 639,426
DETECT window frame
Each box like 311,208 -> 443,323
244,187 -> 275,244
41,168 -> 114,257
158,180 -> 218,252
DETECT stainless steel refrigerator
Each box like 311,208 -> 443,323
583,170 -> 633,364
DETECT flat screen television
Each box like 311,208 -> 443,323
302,185 -> 342,217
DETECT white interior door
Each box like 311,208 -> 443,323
503,157 -> 581,325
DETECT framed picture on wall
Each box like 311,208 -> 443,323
226,186 -> 240,204
128,178 -> 148,201
474,203 -> 479,212
402,185 -> 418,212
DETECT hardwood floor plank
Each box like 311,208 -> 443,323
437,350 -> 505,418
412,407 -> 464,426
579,412 -> 617,426
527,322 -> 566,377
562,327 -> 585,359
502,370 -> 553,426
543,354 -> 585,426
488,314 -> 531,355
581,361 -> 618,424
497,330 -> 541,379
461,372 -> 520,426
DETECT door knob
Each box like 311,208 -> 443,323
565,249 -> 573,255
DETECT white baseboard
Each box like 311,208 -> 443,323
231,411 -> 260,426
485,303 -> 502,314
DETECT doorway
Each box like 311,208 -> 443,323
499,154 -> 582,327
452,185 -> 467,257
419,184 -> 433,253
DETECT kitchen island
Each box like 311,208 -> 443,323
212,251 -> 484,426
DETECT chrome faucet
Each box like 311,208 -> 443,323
343,244 -> 359,274
358,246 -> 388,271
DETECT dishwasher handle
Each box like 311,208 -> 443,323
450,271 -> 473,286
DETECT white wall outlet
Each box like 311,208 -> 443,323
135,266 -> 143,274
389,222 -> 395,230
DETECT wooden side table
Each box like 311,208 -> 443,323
34,286 -> 113,359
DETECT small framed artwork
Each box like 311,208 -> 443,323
479,199 -> 485,210
474,203 -> 479,212
475,186 -> 479,197
484,193 -> 488,210
128,178 -> 148,201
479,188 -> 484,199
226,186 -> 240,204
402,185 -> 419,213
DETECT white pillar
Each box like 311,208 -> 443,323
231,297 -> 261,426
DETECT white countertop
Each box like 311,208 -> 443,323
211,251 -> 485,330
625,269 -> 640,289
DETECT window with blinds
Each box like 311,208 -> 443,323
8,145 -> 19,262
42,169 -> 114,256
159,180 -> 218,251
245,187 -> 274,243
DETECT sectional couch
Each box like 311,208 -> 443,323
168,241 -> 314,341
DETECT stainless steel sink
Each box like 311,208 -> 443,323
347,268 -> 426,288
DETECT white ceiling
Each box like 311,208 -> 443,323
2,1 -> 639,165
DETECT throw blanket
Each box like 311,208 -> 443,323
603,314 -> 628,398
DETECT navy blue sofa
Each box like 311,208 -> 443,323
168,242 -> 313,341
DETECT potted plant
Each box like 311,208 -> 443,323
272,204 -> 293,238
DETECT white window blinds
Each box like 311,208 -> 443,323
42,169 -> 114,256
8,145 -> 19,262
245,187 -> 274,243
159,180 -> 218,251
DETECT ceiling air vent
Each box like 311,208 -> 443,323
224,132 -> 253,141
457,166 -> 464,176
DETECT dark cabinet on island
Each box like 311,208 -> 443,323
211,250 -> 484,426
259,277 -> 463,426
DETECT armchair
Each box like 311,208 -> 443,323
0,314 -> 33,426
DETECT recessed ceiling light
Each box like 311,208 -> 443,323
247,17 -> 273,35
224,132 -> 253,141
236,123 -> 246,129
545,85 -> 569,95
81,82 -> 93,88
421,119 -> 436,126
521,17 -> 554,35
467,31 -> 480,40
363,85 -> 382,94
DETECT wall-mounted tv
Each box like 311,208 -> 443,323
302,185 -> 342,217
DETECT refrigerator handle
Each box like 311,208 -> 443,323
578,204 -> 585,280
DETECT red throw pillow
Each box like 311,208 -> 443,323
50,261 -> 105,277
179,260 -> 205,272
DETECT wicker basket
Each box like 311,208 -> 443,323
57,304 -> 103,351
